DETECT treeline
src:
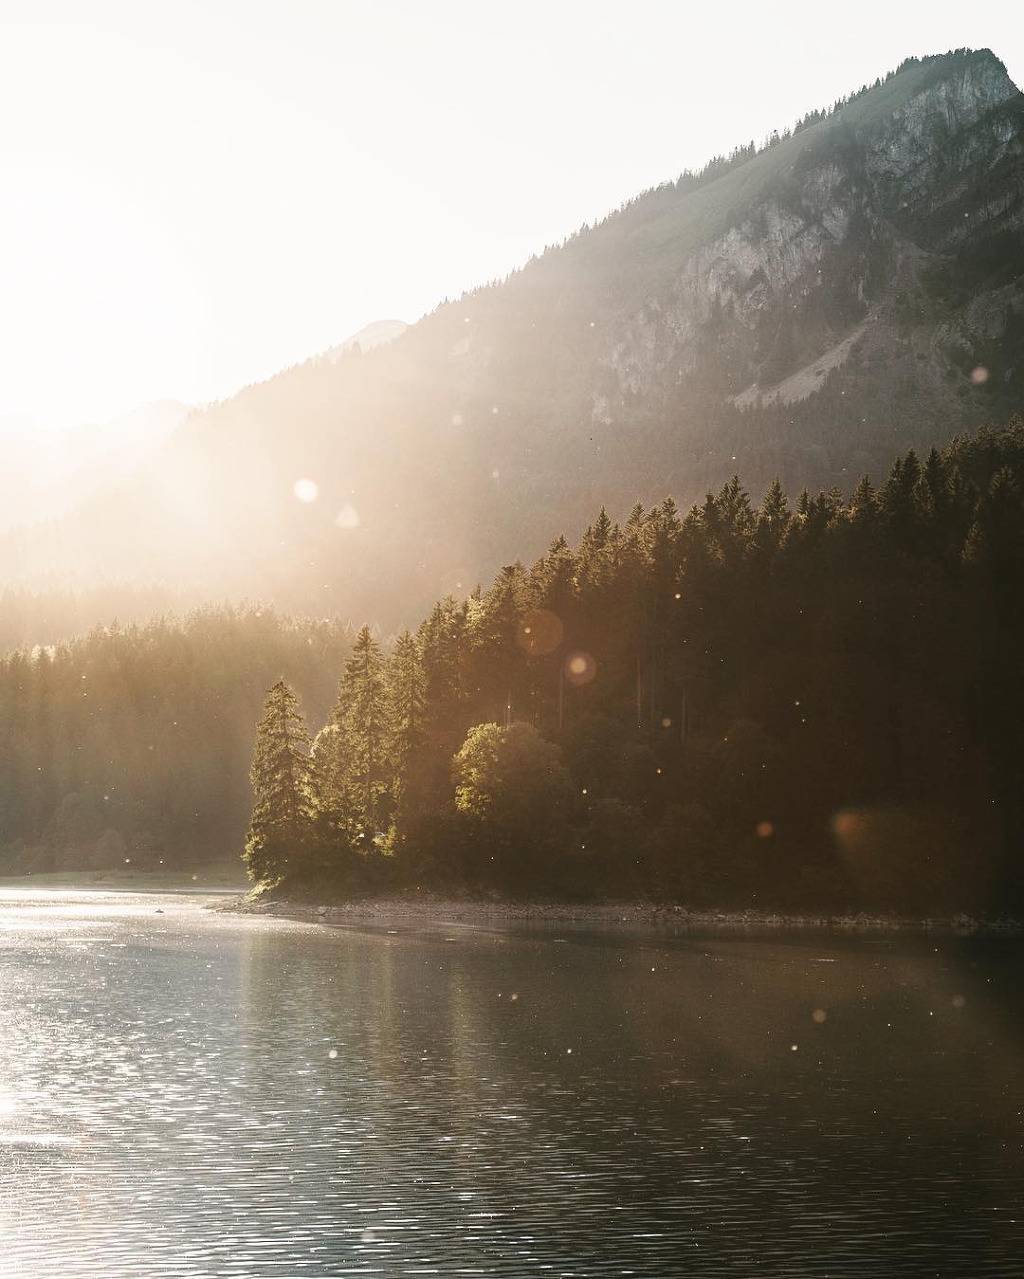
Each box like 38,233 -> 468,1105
573,51 -> 989,232
0,608 -> 352,872
247,425 -> 1024,914
0,584 -> 189,651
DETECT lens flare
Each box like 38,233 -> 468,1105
832,809 -> 862,840
564,650 -> 597,686
516,609 -> 564,656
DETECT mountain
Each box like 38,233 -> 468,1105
323,319 -> 408,361
2,49 -> 1021,630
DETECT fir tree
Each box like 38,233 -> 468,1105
245,679 -> 317,884
418,596 -> 467,720
880,450 -> 922,546
757,478 -> 791,538
387,630 -> 427,813
333,626 -> 391,846
469,564 -> 528,724
850,474 -> 877,521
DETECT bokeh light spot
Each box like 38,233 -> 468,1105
832,809 -> 862,841
565,650 -> 597,686
516,609 -> 563,656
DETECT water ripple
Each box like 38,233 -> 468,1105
0,891 -> 1021,1276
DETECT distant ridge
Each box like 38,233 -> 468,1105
325,319 -> 408,361
2,48 -> 1021,631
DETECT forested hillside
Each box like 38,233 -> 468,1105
2,50 -> 1021,633
0,609 -> 352,871
3,423 -> 1021,913
247,423 -> 1024,915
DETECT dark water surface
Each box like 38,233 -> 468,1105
0,889 -> 1022,1277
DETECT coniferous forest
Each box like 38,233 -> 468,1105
0,609 -> 352,871
241,424 -> 1024,916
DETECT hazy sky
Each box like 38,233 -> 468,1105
1,0 -> 1020,428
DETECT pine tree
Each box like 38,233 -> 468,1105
387,630 -> 427,813
333,626 -> 391,846
469,564 -> 528,724
244,679 -> 317,884
529,535 -> 577,617
757,478 -> 791,538
921,447 -> 947,511
880,450 -> 922,547
850,474 -> 877,522
418,596 -> 467,721
592,506 -> 614,547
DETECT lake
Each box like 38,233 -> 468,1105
0,888 -> 1021,1277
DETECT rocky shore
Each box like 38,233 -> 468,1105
222,893 -> 1023,936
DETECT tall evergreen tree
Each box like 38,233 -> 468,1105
418,596 -> 467,723
756,478 -> 791,547
469,564 -> 528,724
333,626 -> 391,846
387,630 -> 427,813
245,680 -> 317,884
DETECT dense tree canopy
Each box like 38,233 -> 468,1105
2,425 -> 1020,911
244,423 -> 1024,915
452,722 -> 573,891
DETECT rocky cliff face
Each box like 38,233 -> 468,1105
867,53 -> 1018,220
2,50 -> 1022,628
602,51 -> 1023,420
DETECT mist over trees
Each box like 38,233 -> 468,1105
0,608 -> 352,872
0,584 -> 191,652
246,424 -> 1024,916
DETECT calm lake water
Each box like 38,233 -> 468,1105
0,889 -> 1022,1277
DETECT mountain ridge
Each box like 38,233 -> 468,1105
2,47 -> 1021,633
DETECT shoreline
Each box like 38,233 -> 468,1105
0,868 -> 248,896
2,871 -> 1018,936
222,893 -> 1024,936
